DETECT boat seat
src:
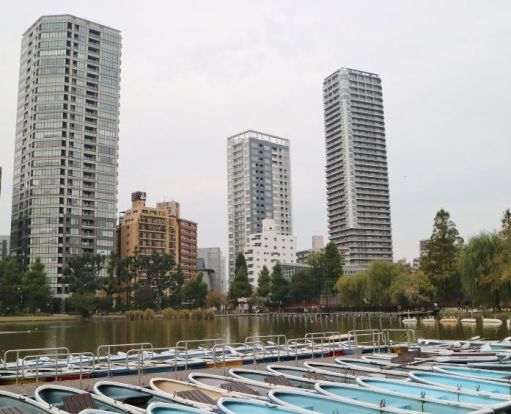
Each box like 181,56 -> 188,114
264,375 -> 294,387
175,390 -> 216,406
220,381 -> 261,396
0,408 -> 25,414
303,372 -> 328,381
63,393 -> 97,414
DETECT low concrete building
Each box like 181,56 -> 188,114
296,235 -> 325,264
244,218 -> 296,287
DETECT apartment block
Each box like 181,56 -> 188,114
10,15 -> 121,294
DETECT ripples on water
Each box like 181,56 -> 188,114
0,315 -> 509,353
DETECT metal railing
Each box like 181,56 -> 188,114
347,329 -> 385,354
244,335 -> 288,364
382,329 -> 416,346
96,342 -> 153,377
175,338 -> 224,377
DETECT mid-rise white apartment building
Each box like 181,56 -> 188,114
244,218 -> 296,286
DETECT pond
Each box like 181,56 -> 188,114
0,314 -> 509,354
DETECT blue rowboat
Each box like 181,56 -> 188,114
303,360 -> 406,379
93,380 -> 189,410
34,384 -> 142,414
228,368 -> 316,390
409,371 -> 511,396
433,365 -> 511,382
218,397 -> 314,414
316,381 -> 492,414
266,363 -> 363,384
268,388 -> 418,413
357,376 -> 511,411
0,389 -> 63,414
147,402 -> 211,414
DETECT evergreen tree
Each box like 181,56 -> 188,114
22,258 -> 51,313
64,253 -> 106,294
288,269 -> 319,303
141,253 -> 175,310
228,253 -> 252,300
183,272 -> 209,307
269,263 -> 289,304
256,266 -> 271,298
0,257 -> 22,313
497,209 -> 511,284
420,209 -> 463,303
168,264 -> 185,307
322,242 -> 343,292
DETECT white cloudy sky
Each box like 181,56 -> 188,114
0,0 -> 510,261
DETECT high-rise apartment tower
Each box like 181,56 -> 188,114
227,130 -> 292,283
323,67 -> 392,274
10,15 -> 121,295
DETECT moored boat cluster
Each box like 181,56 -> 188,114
5,331 -> 511,413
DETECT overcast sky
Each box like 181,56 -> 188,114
0,0 -> 510,261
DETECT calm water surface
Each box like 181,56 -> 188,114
0,315 -> 509,354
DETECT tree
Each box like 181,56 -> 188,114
135,285 -> 155,309
206,291 -> 226,309
228,253 -> 252,301
256,266 -> 271,299
322,242 -> 343,292
496,209 -> 511,284
167,264 -> 185,308
183,272 -> 208,307
389,270 -> 436,306
459,233 -> 507,308
64,254 -> 106,294
288,269 -> 320,303
420,209 -> 463,303
269,263 -> 289,305
0,257 -> 22,313
363,261 -> 400,305
336,273 -> 366,306
22,259 -> 51,313
140,253 -> 175,310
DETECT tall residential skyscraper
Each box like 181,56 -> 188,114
227,130 -> 292,282
10,15 -> 122,295
323,67 -> 393,274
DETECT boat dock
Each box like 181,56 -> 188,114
0,354 -> 341,396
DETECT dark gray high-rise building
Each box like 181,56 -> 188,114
323,67 -> 392,274
10,15 -> 121,295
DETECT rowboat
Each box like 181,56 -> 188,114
268,388 -> 419,414
439,317 -> 458,325
149,377 -> 237,408
217,397 -> 314,414
228,368 -> 316,390
432,365 -> 511,383
147,402 -> 212,414
409,371 -> 511,396
0,389 -> 64,414
267,363 -> 355,383
482,318 -> 503,327
316,381 -> 492,414
188,372 -> 269,398
357,376 -> 511,411
34,384 -> 142,414
304,360 -> 407,379
93,380 -> 184,410
422,317 -> 436,325
460,318 -> 477,325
